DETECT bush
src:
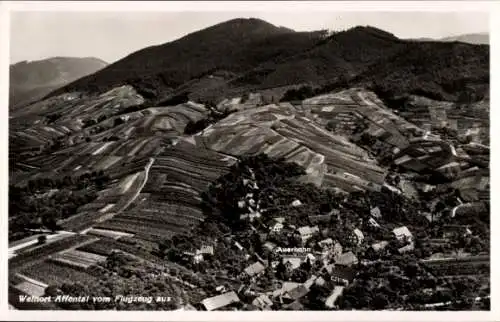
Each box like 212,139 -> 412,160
37,235 -> 47,245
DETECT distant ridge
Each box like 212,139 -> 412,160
408,32 -> 489,45
10,56 -> 108,109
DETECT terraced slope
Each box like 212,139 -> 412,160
9,83 -> 489,294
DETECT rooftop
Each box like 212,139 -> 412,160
244,261 -> 266,277
201,291 -> 240,311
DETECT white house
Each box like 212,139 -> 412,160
370,207 -> 382,218
318,238 -> 334,249
371,241 -> 389,252
352,228 -> 364,245
297,226 -> 315,243
271,222 -> 284,233
198,245 -> 214,256
368,218 -> 380,228
193,253 -> 204,264
393,226 -> 413,242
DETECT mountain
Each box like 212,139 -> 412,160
439,32 -> 489,45
46,19 -> 489,105
409,33 -> 489,45
49,18 -> 325,100
9,57 -> 108,109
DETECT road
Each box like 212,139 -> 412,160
451,203 -> 473,218
15,273 -> 49,288
78,157 -> 156,234
117,157 -> 155,214
8,230 -> 76,259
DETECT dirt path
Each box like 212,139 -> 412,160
78,157 -> 155,234
118,157 -> 155,213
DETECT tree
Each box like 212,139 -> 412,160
114,117 -> 125,127
372,294 -> 388,310
37,235 -> 47,245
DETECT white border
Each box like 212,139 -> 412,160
1,1 -> 498,321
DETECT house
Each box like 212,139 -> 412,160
318,238 -> 334,249
215,285 -> 227,293
333,242 -> 343,257
263,242 -> 276,251
305,253 -> 316,264
244,262 -> 266,277
291,199 -> 303,207
393,226 -> 413,242
248,199 -> 257,208
323,263 -> 335,275
352,228 -> 364,245
329,267 -> 356,286
237,200 -> 246,209
273,217 -> 285,224
283,257 -> 302,271
325,286 -> 345,309
398,242 -> 415,254
372,241 -> 389,252
252,294 -> 273,310
201,291 -> 240,311
234,241 -> 244,251
297,226 -> 319,243
315,276 -> 326,286
197,245 -> 214,256
368,218 -> 380,228
370,207 -> 382,218
193,253 -> 204,264
335,251 -> 358,267
270,222 -> 284,233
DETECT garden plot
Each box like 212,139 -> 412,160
86,228 -> 134,239
49,249 -> 108,269
23,260 -> 96,285
13,274 -> 48,297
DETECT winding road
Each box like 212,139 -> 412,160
117,157 -> 155,214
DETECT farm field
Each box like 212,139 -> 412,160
14,280 -> 47,297
92,141 -> 236,241
21,260 -> 100,286
49,249 -> 108,269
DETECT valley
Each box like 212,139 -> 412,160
8,18 -> 490,311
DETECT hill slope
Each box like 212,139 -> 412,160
46,19 -> 489,105
440,32 -> 489,45
9,57 -> 108,109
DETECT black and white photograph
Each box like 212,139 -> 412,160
1,1 -> 495,319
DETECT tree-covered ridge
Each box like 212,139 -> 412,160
44,19 -> 488,106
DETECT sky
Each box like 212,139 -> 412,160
10,11 -> 489,64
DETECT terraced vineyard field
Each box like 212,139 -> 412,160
49,249 -> 108,269
94,141 -> 235,241
21,260 -> 100,286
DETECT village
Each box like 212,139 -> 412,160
174,159 -> 489,311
